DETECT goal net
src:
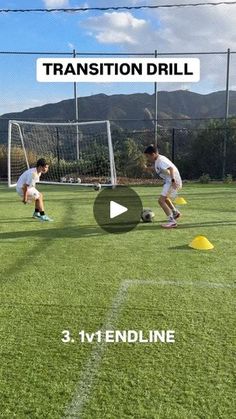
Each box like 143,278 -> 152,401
8,120 -> 117,187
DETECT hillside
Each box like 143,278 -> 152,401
0,90 -> 236,142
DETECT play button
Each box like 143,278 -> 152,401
110,201 -> 128,219
93,186 -> 143,234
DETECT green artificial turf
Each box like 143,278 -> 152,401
0,183 -> 235,418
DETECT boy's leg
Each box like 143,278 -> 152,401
30,189 -> 44,218
34,193 -> 53,221
166,197 -> 181,219
20,187 -> 53,222
166,197 -> 176,211
35,193 -> 44,213
159,182 -> 177,228
35,191 -> 53,221
158,195 -> 173,217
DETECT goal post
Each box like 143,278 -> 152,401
8,120 -> 117,187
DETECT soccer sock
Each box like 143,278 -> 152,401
40,211 -> 45,216
166,198 -> 178,214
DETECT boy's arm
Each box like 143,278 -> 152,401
168,167 -> 177,188
143,164 -> 154,173
22,184 -> 29,204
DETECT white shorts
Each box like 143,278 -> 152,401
16,186 -> 41,203
161,178 -> 182,199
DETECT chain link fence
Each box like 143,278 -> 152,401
1,49 -> 236,181
107,124 -> 236,182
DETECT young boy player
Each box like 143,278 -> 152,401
144,145 -> 182,229
16,158 -> 53,222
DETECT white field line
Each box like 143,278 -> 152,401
63,280 -> 130,418
63,279 -> 235,418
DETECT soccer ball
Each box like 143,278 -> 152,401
141,209 -> 155,223
77,177 -> 82,184
94,183 -> 101,191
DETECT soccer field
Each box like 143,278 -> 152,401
0,183 -> 235,419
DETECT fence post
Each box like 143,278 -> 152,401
172,128 -> 175,163
222,48 -> 230,179
56,127 -> 61,182
73,49 -> 80,159
154,49 -> 158,147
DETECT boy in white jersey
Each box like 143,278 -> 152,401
16,158 -> 53,222
144,145 -> 182,228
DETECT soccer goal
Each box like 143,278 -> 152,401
8,120 -> 117,187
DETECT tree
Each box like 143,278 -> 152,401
115,137 -> 147,178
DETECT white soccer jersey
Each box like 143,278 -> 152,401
16,168 -> 40,189
154,155 -> 181,182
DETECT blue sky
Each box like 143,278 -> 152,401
1,0 -> 236,113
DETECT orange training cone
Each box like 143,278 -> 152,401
189,236 -> 214,250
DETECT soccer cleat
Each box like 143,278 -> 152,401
161,220 -> 177,229
39,214 -> 54,222
32,211 -> 41,219
173,211 -> 181,220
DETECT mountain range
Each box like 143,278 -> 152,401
0,90 -> 235,142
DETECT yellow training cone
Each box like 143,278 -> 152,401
174,197 -> 187,205
189,236 -> 214,250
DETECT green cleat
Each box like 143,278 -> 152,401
32,211 -> 41,219
40,214 -> 54,222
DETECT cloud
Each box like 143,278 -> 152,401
82,2 -> 236,52
82,12 -> 149,45
68,42 -> 75,50
148,2 -> 236,91
81,2 -> 236,92
153,2 -> 236,53
43,0 -> 70,8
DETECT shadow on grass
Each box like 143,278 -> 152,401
138,220 -> 236,231
168,245 -> 193,251
1,219 -> 236,242
0,201 -> 101,282
0,224 -> 104,241
178,220 -> 236,228
0,218 -> 36,224
190,207 -> 236,213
